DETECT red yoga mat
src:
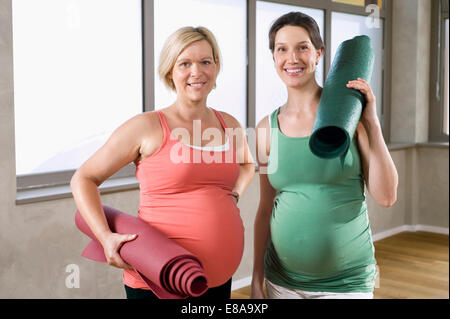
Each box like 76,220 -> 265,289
75,205 -> 209,299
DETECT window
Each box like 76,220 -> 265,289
13,0 -> 142,192
443,18 -> 449,135
251,0 -> 388,129
11,0 -> 391,202
332,0 -> 382,8
429,0 -> 449,142
331,11 -> 384,121
153,0 -> 247,126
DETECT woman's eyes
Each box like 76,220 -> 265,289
277,45 -> 309,52
177,61 -> 190,68
179,60 -> 212,67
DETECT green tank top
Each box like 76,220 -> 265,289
264,107 -> 377,293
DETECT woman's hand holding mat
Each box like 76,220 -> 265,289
346,77 -> 377,125
75,205 -> 209,299
100,231 -> 138,270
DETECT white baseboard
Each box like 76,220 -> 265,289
231,276 -> 252,291
232,224 -> 449,291
372,224 -> 449,242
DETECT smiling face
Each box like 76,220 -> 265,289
169,39 -> 218,104
273,25 -> 323,88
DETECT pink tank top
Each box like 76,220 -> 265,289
123,109 -> 244,289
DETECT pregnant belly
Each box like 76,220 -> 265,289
271,226 -> 344,275
270,207 -> 370,276
139,198 -> 244,287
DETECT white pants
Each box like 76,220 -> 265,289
265,279 -> 373,299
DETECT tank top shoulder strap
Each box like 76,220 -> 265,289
212,108 -> 234,146
269,107 -> 281,141
269,107 -> 280,130
156,110 -> 171,143
211,108 -> 228,130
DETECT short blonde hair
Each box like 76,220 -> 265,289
158,26 -> 221,91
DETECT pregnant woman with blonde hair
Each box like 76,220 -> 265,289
71,26 -> 255,299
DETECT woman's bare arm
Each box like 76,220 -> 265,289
71,112 -> 162,269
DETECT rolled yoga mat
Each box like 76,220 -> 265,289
75,205 -> 208,299
309,35 -> 374,162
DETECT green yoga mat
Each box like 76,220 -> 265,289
309,35 -> 374,163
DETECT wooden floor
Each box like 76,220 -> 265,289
231,231 -> 449,299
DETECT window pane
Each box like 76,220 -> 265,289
444,18 -> 449,135
332,0 -> 365,6
12,0 -> 142,175
154,0 -> 247,126
331,12 -> 384,122
332,0 -> 383,9
255,1 -> 324,125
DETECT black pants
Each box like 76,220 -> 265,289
124,278 -> 232,300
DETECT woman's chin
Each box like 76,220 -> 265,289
283,76 -> 316,89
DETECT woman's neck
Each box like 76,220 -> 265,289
170,98 -> 209,121
284,80 -> 322,114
